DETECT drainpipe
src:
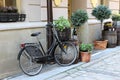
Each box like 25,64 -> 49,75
46,0 -> 53,49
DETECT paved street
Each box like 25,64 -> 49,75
46,48 -> 120,80
5,46 -> 120,80
45,47 -> 120,80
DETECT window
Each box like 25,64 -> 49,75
0,0 -> 16,7
100,0 -> 108,6
0,0 -> 3,7
0,0 -> 21,12
5,0 -> 16,7
0,0 -> 42,22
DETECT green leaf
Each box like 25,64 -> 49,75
71,9 -> 88,27
92,5 -> 111,21
79,43 -> 93,52
53,16 -> 70,31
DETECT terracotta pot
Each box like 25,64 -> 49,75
94,40 -> 108,50
80,52 -> 91,62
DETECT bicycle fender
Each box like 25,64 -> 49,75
17,48 -> 25,60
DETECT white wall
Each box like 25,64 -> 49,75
41,0 -> 68,21
21,0 -> 41,22
108,0 -> 119,13
21,0 -> 68,22
0,25 -> 46,79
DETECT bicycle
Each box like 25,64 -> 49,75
17,25 -> 78,76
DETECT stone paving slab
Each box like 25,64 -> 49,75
47,70 -> 120,80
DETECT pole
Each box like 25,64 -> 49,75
101,0 -> 103,5
46,0 -> 53,49
119,0 -> 120,14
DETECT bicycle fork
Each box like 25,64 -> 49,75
59,42 -> 67,54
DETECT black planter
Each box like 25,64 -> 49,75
0,13 -> 19,22
0,13 -> 26,22
19,14 -> 26,22
57,28 -> 71,41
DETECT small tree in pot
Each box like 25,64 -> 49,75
92,5 -> 111,49
71,9 -> 88,42
54,16 -> 71,41
112,13 -> 120,28
92,5 -> 111,38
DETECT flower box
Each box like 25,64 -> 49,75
0,13 -> 26,22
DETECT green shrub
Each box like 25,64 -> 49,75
112,13 -> 120,21
79,43 -> 93,52
71,9 -> 88,27
54,16 -> 70,31
92,5 -> 111,23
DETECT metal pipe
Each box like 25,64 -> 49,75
119,0 -> 120,14
46,0 -> 53,49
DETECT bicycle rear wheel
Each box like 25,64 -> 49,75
54,42 -> 77,66
19,46 -> 43,76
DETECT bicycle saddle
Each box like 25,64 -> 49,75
31,32 -> 41,37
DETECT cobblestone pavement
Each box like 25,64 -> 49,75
45,48 -> 120,80
5,47 -> 120,80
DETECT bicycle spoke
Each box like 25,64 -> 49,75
19,46 -> 43,76
54,42 -> 77,66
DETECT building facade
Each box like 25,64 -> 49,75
0,0 -> 119,79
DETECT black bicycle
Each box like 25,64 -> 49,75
17,25 -> 77,76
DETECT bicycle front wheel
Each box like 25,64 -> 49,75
54,42 -> 77,66
19,46 -> 43,76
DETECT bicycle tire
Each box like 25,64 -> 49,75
19,46 -> 43,76
54,42 -> 77,66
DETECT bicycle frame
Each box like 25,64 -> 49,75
37,27 -> 62,57
17,26 -> 65,62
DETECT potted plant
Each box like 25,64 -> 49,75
103,22 -> 117,48
112,13 -> 120,28
54,16 -> 71,41
92,5 -> 111,38
92,5 -> 111,49
79,43 -> 93,62
71,9 -> 88,42
112,13 -> 120,45
103,22 -> 114,31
